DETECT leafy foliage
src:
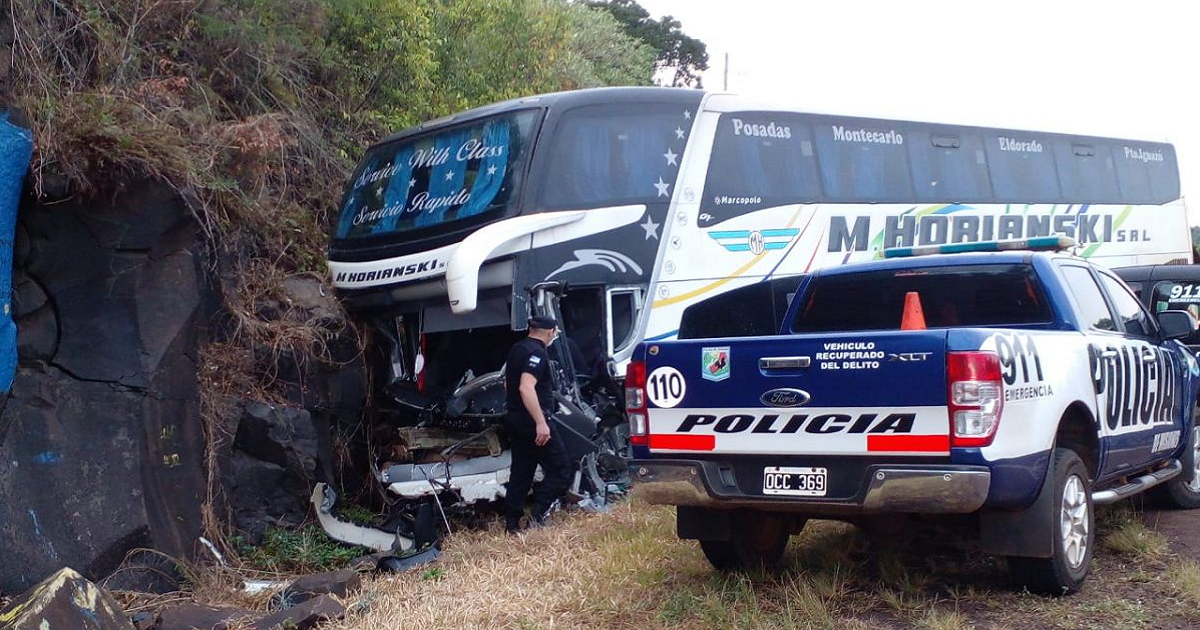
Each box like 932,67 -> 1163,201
585,0 -> 709,88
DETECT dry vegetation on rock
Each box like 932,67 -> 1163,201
7,0 -> 654,557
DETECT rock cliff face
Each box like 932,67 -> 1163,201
0,178 -> 370,594
0,181 -> 218,593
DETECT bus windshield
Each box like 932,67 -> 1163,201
335,110 -> 540,240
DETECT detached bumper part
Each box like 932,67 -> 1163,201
630,459 -> 990,514
311,482 -> 413,552
381,451 -> 512,501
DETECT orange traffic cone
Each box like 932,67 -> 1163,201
900,291 -> 927,330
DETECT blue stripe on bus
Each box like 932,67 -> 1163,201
723,244 -> 751,252
645,329 -> 679,341
709,231 -> 750,239
760,228 -> 800,237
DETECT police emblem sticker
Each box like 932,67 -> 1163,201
701,346 -> 731,382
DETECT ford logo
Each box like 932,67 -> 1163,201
760,388 -> 811,407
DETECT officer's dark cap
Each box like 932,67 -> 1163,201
528,315 -> 559,330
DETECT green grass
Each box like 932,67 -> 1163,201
236,525 -> 367,573
336,504 -> 379,525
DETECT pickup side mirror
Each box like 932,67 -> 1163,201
1157,309 -> 1197,340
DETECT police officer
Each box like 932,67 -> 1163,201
503,315 -> 573,533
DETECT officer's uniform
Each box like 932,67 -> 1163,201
503,328 -> 572,529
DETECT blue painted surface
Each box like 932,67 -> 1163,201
0,112 -> 32,393
33,451 -> 61,465
646,330 -> 950,409
953,448 -> 1051,507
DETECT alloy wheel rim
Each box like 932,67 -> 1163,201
1187,427 -> 1200,493
1060,474 -> 1089,570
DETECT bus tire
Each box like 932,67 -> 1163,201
1008,448 -> 1094,596
1155,425 -> 1200,509
699,510 -> 790,571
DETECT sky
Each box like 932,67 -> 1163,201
637,0 -> 1200,227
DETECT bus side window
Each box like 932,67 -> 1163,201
698,112 -> 820,226
813,119 -> 914,201
1114,143 -> 1181,203
984,133 -> 1060,201
907,130 -> 993,201
1054,141 -> 1119,201
539,104 -> 685,209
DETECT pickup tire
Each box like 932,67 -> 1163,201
699,511 -> 790,571
1156,425 -> 1200,509
1008,448 -> 1094,595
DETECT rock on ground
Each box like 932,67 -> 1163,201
279,569 -> 361,606
253,594 -> 344,630
0,567 -> 133,630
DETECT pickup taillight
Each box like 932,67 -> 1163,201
947,351 -> 1004,447
625,360 -> 648,446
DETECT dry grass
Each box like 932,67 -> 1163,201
915,607 -> 971,630
330,500 -> 698,630
1166,559 -> 1200,609
1102,508 -> 1170,560
309,499 -> 1200,630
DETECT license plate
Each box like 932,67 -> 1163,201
762,466 -> 827,497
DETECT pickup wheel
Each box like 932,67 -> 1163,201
699,511 -> 790,571
1156,425 -> 1200,509
1009,448 -> 1094,595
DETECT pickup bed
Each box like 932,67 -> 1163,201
626,243 -> 1200,594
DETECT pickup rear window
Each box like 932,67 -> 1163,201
791,264 -> 1053,332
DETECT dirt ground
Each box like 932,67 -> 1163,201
1145,507 -> 1200,562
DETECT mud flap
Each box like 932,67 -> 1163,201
676,506 -> 733,541
978,464 -> 1055,558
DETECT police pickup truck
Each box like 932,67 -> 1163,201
625,237 -> 1200,595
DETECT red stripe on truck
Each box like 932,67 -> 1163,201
648,434 -> 716,451
867,434 -> 949,453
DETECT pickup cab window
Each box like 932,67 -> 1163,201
1097,272 -> 1155,337
1060,266 -> 1118,332
790,264 -> 1051,333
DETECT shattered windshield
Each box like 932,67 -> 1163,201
335,110 -> 540,239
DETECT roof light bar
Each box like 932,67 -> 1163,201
883,236 -> 1079,259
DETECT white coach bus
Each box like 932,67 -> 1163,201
319,87 -> 1189,546
330,87 -> 1189,401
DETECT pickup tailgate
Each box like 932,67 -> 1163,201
643,330 -> 950,456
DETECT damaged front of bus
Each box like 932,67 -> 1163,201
315,88 -> 704,552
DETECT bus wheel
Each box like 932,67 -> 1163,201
699,510 -> 790,571
1156,425 -> 1200,509
1008,448 -> 1094,595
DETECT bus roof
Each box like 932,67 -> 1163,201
372,87 -> 1176,151
374,86 -> 700,147
701,93 -> 1175,149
